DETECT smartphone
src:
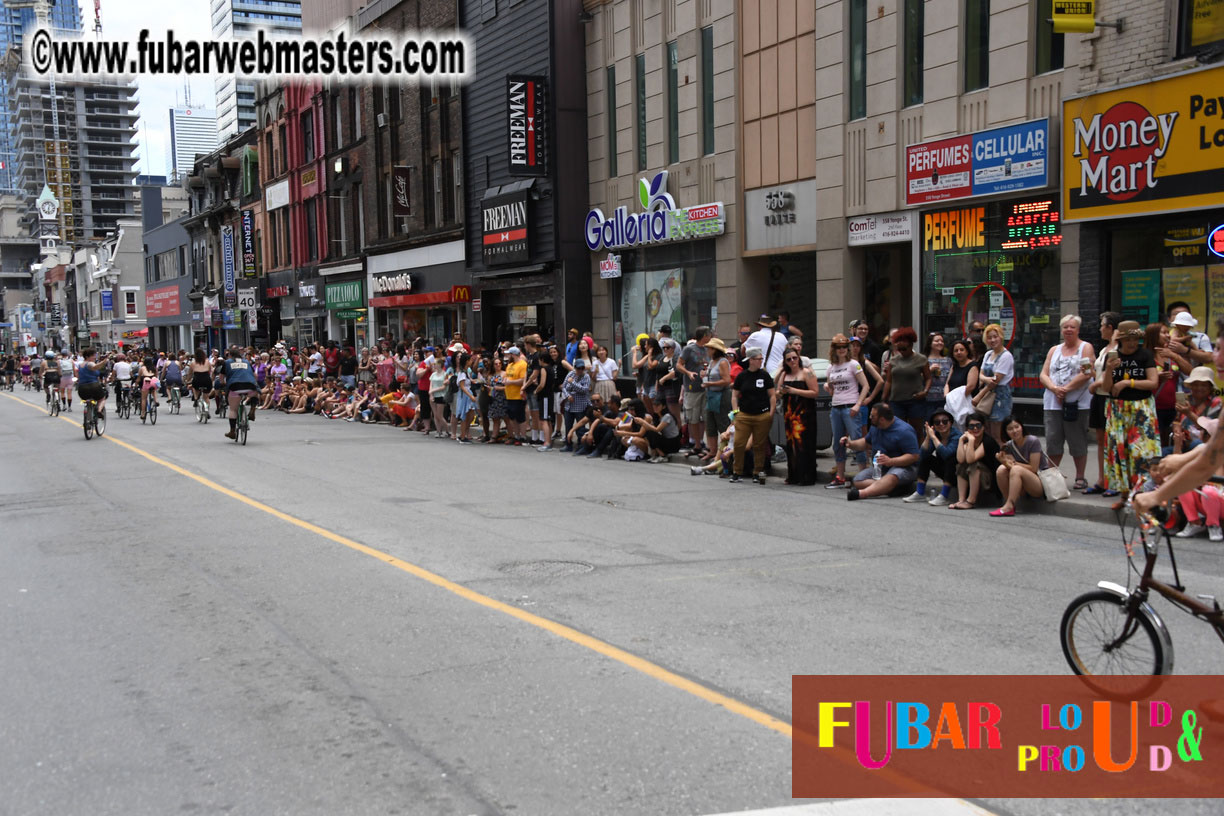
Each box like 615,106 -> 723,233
1175,392 -> 1190,410
1105,350 -> 1119,363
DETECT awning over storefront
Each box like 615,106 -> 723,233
370,290 -> 469,308
472,263 -> 548,280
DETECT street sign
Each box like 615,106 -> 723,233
100,290 -> 113,312
237,288 -> 258,309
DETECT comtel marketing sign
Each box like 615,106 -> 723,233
584,171 -> 725,251
905,119 -> 1049,206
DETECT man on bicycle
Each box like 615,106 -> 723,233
42,351 -> 59,404
222,346 -> 259,440
75,347 -> 109,417
111,353 -> 133,412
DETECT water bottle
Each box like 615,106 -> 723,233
872,452 -> 882,480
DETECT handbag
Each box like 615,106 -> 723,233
974,385 -> 996,417
1039,466 -> 1071,502
1061,402 -> 1080,423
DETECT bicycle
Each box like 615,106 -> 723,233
115,384 -> 132,419
142,389 -> 158,425
82,398 -> 106,440
194,390 -> 210,423
48,388 -> 60,417
1060,477 -> 1224,697
169,385 -> 182,415
233,393 -> 256,445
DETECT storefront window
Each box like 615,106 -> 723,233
920,197 -> 1063,400
1110,216 -> 1224,330
612,239 -> 716,374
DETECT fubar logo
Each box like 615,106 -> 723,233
1071,102 -> 1178,202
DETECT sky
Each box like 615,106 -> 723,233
77,0 -> 217,179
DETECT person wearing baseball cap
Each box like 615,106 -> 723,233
742,315 -> 787,377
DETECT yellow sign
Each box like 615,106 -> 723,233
1190,0 -> 1224,48
1163,267 -> 1208,327
1051,0 -> 1095,33
1062,64 -> 1224,222
922,207 -> 985,251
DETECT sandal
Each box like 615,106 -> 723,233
1082,484 -> 1106,495
1073,478 -> 1088,491
1102,489 -> 1120,498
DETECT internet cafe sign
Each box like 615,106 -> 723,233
584,171 -> 725,252
1062,64 -> 1224,222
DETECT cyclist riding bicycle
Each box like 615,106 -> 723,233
75,347 -> 109,416
42,350 -> 60,403
138,353 -> 160,420
163,354 -> 184,399
222,346 -> 259,440
56,349 -> 75,409
188,349 -> 213,405
111,353 -> 133,411
2,354 -> 15,388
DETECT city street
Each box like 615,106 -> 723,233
2,388 -> 1222,816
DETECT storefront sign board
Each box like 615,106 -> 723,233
373,272 -> 414,295
1211,224 -> 1224,259
482,190 -> 530,266
1207,265 -> 1224,336
1120,269 -> 1161,325
906,119 -> 1048,206
221,225 -> 236,305
847,210 -> 914,246
508,306 -> 536,324
1063,65 -> 1224,222
1051,0 -> 1095,34
325,280 -> 365,310
145,287 -> 181,318
585,171 -> 725,252
265,178 -> 289,211
745,180 -> 818,251
392,166 -> 411,217
599,253 -> 622,279
507,76 -> 548,177
241,209 -> 256,278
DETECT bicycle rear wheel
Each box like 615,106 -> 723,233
95,407 -> 106,436
149,402 -> 157,425
1060,590 -> 1165,697
83,407 -> 93,440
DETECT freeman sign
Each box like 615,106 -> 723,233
482,191 -> 529,266
507,75 -> 547,177
584,171 -> 725,252
1063,65 -> 1224,221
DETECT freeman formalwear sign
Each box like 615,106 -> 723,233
482,190 -> 530,265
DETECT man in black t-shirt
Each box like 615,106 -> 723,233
851,319 -> 883,367
522,334 -> 542,443
729,347 -> 776,484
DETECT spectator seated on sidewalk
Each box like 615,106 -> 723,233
1176,415 -> 1224,542
991,416 -> 1054,517
843,403 -> 920,501
951,412 -> 999,510
566,393 -> 619,455
903,408 -> 962,506
690,424 -> 738,476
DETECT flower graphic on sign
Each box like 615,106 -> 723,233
638,171 -> 677,212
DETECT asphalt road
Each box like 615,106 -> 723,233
2,387 -> 1221,816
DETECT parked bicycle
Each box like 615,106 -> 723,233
1060,477 -> 1224,696
82,398 -> 106,440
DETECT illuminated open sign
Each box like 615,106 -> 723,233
1210,224 -> 1224,260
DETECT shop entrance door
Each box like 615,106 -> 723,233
863,247 -> 912,341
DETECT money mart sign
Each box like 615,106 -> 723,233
584,171 -> 725,251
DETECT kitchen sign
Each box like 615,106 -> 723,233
906,119 -> 1049,206
585,171 -> 725,252
482,190 -> 529,266
1062,64 -> 1224,222
507,75 -> 547,177
599,253 -> 622,279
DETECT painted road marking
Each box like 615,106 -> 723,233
0,392 -> 990,805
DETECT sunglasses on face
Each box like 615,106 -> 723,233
739,330 -> 751,336
967,423 -> 983,430
932,418 -> 950,425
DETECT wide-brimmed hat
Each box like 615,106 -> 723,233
1115,320 -> 1143,340
1198,415 -> 1219,438
757,314 -> 777,328
1184,366 -> 1217,385
706,337 -> 727,353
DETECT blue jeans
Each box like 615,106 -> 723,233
340,374 -> 356,389
831,404 -> 867,465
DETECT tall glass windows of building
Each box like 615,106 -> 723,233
635,53 -> 647,172
1177,0 -> 1224,57
1035,0 -> 1065,74
849,0 -> 866,120
606,65 -> 617,177
903,0 -> 923,106
701,26 -> 714,155
667,41 -> 679,164
964,0 -> 989,92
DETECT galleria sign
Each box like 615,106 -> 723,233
584,171 -> 725,252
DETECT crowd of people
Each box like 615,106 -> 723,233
10,301 -> 1224,533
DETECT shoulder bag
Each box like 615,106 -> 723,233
1011,439 -> 1069,502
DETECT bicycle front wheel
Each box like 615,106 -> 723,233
1060,590 -> 1165,696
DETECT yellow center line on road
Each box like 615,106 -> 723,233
1,392 -> 793,738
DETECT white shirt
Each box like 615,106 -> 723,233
113,361 -> 132,381
308,352 -> 323,373
743,327 -> 787,376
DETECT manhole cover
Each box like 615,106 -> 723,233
499,560 -> 595,578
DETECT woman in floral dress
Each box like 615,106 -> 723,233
1096,320 -> 1161,499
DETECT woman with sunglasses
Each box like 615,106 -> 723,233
951,412 -> 1000,510
904,408 -> 962,505
778,347 -> 822,485
825,334 -> 868,488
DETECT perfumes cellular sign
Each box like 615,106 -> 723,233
906,119 -> 1049,206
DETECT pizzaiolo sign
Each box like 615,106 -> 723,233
584,171 -> 725,251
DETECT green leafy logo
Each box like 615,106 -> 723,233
639,178 -> 650,210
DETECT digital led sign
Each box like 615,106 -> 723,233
1210,224 -> 1224,259
1001,199 -> 1062,250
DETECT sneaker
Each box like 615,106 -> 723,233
902,491 -> 927,503
729,474 -> 742,483
690,466 -> 703,476
1177,523 -> 1207,538
586,451 -> 602,458
650,455 -> 667,464
825,477 -> 847,489
1211,526 -> 1224,543
757,471 -> 768,485
927,494 -> 950,507
751,474 -> 760,484
537,445 -> 553,452
846,486 -> 861,501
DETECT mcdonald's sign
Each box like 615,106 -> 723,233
450,285 -> 472,303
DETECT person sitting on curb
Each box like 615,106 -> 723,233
903,408 -> 962,506
951,412 -> 999,510
842,403 -> 920,501
991,415 -> 1054,517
